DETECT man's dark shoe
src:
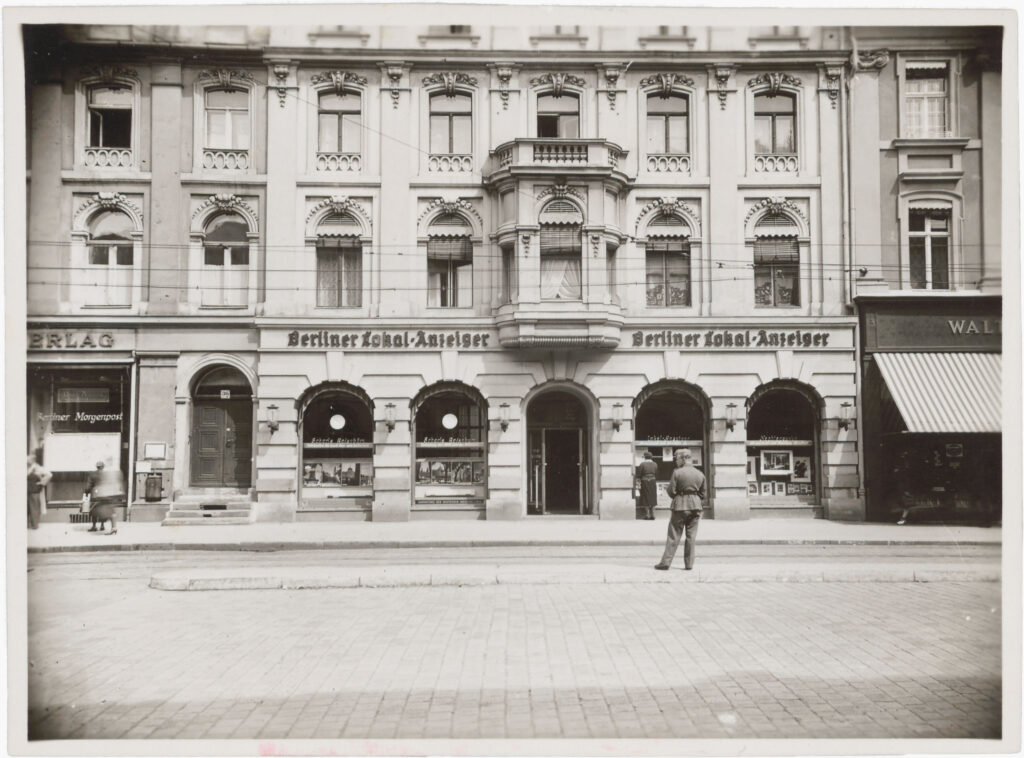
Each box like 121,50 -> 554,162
684,566 -> 693,571
654,564 -> 670,571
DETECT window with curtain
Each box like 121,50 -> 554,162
501,244 -> 518,304
317,238 -> 362,307
753,214 -> 799,307
606,244 -> 618,304
87,85 -> 132,148
646,93 -> 688,155
753,93 -> 796,155
540,224 -> 582,300
204,88 -> 250,150
645,240 -> 691,307
318,91 -> 361,154
202,213 -> 249,306
905,63 -> 949,138
429,93 -> 472,155
86,210 -> 134,306
537,94 -> 579,138
908,209 -> 950,289
427,214 -> 473,307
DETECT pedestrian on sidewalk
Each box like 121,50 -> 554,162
84,461 -> 123,535
635,451 -> 658,520
27,452 -> 52,530
655,448 -> 706,571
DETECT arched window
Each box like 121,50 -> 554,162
645,215 -> 691,307
316,213 -> 362,308
318,90 -> 361,155
539,200 -> 582,300
413,384 -> 488,509
301,388 -> 374,497
753,213 -> 799,307
746,385 -> 818,502
85,211 -> 134,306
429,93 -> 472,155
537,93 -> 579,138
202,213 -> 249,306
753,92 -> 795,156
427,214 -> 473,307
87,85 -> 132,149
204,88 -> 250,151
646,93 -> 688,155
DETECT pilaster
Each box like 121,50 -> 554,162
978,64 -> 1002,293
147,60 -> 185,314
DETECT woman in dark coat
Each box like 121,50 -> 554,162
635,451 -> 659,520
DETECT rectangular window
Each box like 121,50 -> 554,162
908,210 -> 951,289
87,86 -> 132,149
905,63 -> 949,138
753,238 -> 799,307
501,245 -> 518,304
537,94 -> 580,139
539,226 -> 582,300
205,89 -> 249,150
753,93 -> 796,155
606,245 -> 618,303
86,243 -> 133,306
429,94 -> 472,155
316,239 -> 362,307
427,238 -> 472,307
318,92 -> 361,153
645,241 -> 690,307
647,95 -> 688,155
202,244 -> 249,306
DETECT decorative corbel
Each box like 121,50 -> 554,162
591,234 -> 602,258
380,62 -> 407,109
821,65 -> 843,110
601,65 -> 625,111
710,64 -> 736,110
496,66 -> 513,109
271,63 -> 290,108
853,48 -> 890,71
521,233 -> 531,256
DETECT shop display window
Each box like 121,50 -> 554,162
632,385 -> 706,509
301,391 -> 374,497
746,386 -> 817,500
413,388 -> 486,506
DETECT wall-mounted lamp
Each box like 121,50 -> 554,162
612,402 -> 624,432
384,402 -> 396,433
266,404 -> 279,434
499,402 -> 510,432
725,402 -> 737,432
838,401 -> 852,431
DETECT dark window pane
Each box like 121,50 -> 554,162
774,267 -> 798,305
204,246 -> 223,266
931,238 -> 949,289
909,238 -> 926,288
115,245 -> 133,265
89,111 -> 102,147
908,212 -> 925,232
230,246 -> 249,266
537,114 -> 559,137
101,108 -> 132,148
89,246 -> 109,265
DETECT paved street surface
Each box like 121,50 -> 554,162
27,549 -> 1001,741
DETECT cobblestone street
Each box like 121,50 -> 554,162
26,554 -> 1001,741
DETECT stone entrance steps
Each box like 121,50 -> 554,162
162,490 -> 254,526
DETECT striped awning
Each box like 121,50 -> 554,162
874,351 -> 1001,433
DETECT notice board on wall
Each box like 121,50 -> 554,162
43,433 -> 121,472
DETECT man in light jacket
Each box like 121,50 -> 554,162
655,448 -> 706,571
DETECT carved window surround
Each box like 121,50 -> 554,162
74,66 -> 142,173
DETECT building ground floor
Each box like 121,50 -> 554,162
27,318 -> 870,523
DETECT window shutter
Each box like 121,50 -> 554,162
539,225 -> 581,255
753,238 -> 799,264
427,237 -> 472,261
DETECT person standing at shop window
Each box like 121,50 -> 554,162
655,448 -> 706,571
27,452 -> 52,530
635,451 -> 659,520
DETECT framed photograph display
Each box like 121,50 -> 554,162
760,449 -> 793,476
747,482 -> 759,495
746,457 -> 758,481
791,456 -> 812,483
760,482 -> 773,496
774,482 -> 787,496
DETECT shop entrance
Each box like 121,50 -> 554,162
527,390 -> 590,515
190,366 -> 253,488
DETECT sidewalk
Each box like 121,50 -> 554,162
26,516 -> 1001,553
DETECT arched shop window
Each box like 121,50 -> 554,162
300,386 -> 374,499
633,382 -> 708,504
746,384 -> 819,501
412,384 -> 487,509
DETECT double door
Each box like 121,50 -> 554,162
191,399 -> 252,487
528,428 -> 589,514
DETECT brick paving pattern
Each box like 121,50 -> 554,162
28,581 -> 1000,740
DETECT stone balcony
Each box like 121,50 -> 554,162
483,138 -> 630,182
83,147 -> 133,169
493,299 -> 623,349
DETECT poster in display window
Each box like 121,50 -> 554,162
746,457 -> 758,481
760,450 -> 793,476
747,482 -> 759,495
791,456 -> 812,483
759,482 -> 773,496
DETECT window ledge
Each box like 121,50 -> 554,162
417,33 -> 479,48
529,34 -> 588,48
198,305 -> 249,311
898,169 -> 964,182
892,137 -> 969,148
80,304 -> 134,310
637,35 -> 696,49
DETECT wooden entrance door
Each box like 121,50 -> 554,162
191,399 -> 252,487
543,428 -> 583,514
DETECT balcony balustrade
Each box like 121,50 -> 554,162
83,147 -> 133,168
428,154 -> 473,172
485,138 -> 629,180
317,152 -> 361,172
647,154 -> 691,173
754,153 -> 799,173
202,149 -> 250,171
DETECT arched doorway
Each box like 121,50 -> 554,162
411,383 -> 488,510
633,381 -> 710,512
190,366 -> 253,487
745,382 -> 821,505
299,384 -> 374,506
526,390 -> 591,515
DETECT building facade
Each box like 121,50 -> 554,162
24,23 -> 1001,524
